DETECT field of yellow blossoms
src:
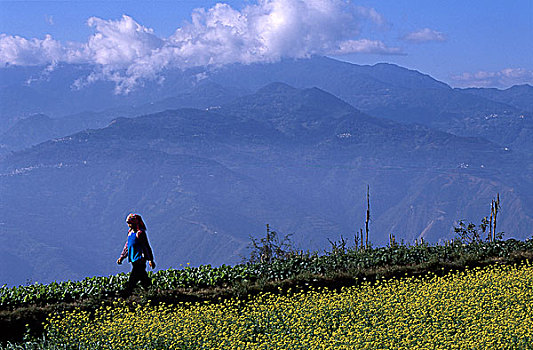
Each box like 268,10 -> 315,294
42,262 -> 533,349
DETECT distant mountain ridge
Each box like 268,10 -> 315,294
202,58 -> 533,153
2,57 -> 531,155
460,84 -> 533,113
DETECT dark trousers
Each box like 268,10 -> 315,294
124,259 -> 151,295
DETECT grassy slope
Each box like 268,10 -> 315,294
2,241 -> 532,344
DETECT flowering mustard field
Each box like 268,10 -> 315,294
42,262 -> 533,350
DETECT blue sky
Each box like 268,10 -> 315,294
1,0 -> 532,89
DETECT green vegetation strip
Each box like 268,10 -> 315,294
3,239 -> 533,310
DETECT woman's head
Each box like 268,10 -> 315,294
126,213 -> 147,232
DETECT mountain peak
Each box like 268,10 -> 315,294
507,84 -> 533,91
256,82 -> 297,94
223,83 -> 358,119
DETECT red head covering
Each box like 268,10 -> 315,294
126,213 -> 147,232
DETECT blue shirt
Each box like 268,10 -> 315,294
120,230 -> 154,264
127,231 -> 144,263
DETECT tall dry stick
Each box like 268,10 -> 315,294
489,200 -> 494,242
365,185 -> 370,249
493,193 -> 500,240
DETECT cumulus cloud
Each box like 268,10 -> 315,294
452,68 -> 533,88
0,0 -> 402,93
402,28 -> 446,43
334,39 -> 403,55
0,34 -> 66,66
85,15 -> 164,68
355,6 -> 387,27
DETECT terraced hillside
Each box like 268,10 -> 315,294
2,238 -> 533,348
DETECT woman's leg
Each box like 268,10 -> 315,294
124,260 -> 147,295
139,268 -> 151,290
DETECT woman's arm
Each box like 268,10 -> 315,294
117,241 -> 128,264
136,230 -> 155,267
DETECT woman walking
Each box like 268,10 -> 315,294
117,213 -> 156,295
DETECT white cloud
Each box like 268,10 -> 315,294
85,15 -> 164,68
334,39 -> 402,55
0,0 -> 402,93
0,34 -> 66,66
403,28 -> 446,43
166,0 -> 364,64
355,6 -> 386,27
452,68 -> 533,88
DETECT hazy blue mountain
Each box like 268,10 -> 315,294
204,57 -> 450,93
2,57 -> 532,286
201,58 -> 533,153
0,113 -> 110,152
0,63 -> 213,132
0,82 -> 243,152
460,84 -> 533,113
1,84 -> 532,286
2,57 -> 531,154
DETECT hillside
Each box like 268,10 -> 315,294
1,57 -> 533,286
1,83 -> 533,286
35,263 -> 532,349
1,238 -> 532,345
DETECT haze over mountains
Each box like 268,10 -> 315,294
1,57 -> 532,286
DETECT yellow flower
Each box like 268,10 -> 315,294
43,262 -> 533,350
